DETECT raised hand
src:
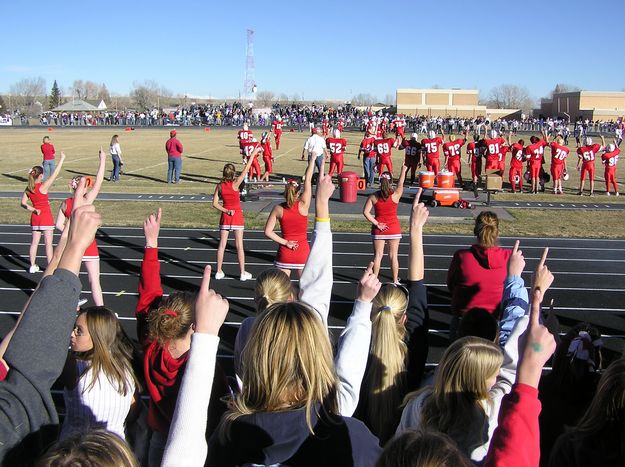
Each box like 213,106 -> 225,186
507,240 -> 526,278
357,262 -> 382,303
410,188 -> 429,231
532,247 -> 553,299
144,208 -> 162,248
316,172 -> 335,201
194,265 -> 229,336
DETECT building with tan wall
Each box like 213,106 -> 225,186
539,91 -> 625,121
396,88 -> 520,120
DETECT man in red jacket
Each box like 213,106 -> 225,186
165,130 -> 184,183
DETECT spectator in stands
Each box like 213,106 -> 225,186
446,211 -> 511,338
356,188 -> 430,444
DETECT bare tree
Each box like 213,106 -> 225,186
255,91 -> 275,107
384,93 -> 395,106
278,93 -> 289,102
97,83 -> 111,103
351,93 -> 378,106
130,80 -> 161,109
486,84 -> 535,112
70,80 -> 85,99
9,77 -> 46,113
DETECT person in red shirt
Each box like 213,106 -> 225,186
443,132 -> 467,185
326,129 -> 348,177
466,134 -> 483,190
165,130 -> 184,184
337,118 -> 345,133
393,115 -> 406,142
524,130 -> 548,194
549,135 -> 569,194
375,133 -> 397,179
509,138 -> 526,193
576,135 -> 605,196
260,132 -> 273,183
240,139 -> 263,181
421,129 -> 445,174
40,136 -> 56,181
271,116 -> 283,150
237,122 -> 253,151
358,131 -> 378,187
483,129 -> 508,174
601,143 -> 620,196
322,117 -> 329,137
400,133 -> 423,185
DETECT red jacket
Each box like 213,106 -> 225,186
484,383 -> 541,467
447,244 -> 511,315
135,247 -> 189,433
165,137 -> 183,157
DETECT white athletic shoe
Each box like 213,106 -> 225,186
28,264 -> 40,273
240,271 -> 252,281
215,271 -> 225,280
607,192 -> 611,196
616,192 -> 620,197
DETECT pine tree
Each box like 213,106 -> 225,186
49,80 -> 62,109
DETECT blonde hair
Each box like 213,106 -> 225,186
110,134 -> 119,146
254,269 -> 294,313
27,166 -> 43,193
37,429 -> 138,467
284,182 -> 299,208
147,292 -> 194,346
376,429 -> 472,467
226,302 -> 339,436
473,211 -> 499,248
222,163 -> 236,182
416,337 -> 502,450
362,284 -> 408,442
76,307 -> 139,397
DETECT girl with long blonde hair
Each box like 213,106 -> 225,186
264,156 -> 315,277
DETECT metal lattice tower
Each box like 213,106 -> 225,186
243,29 -> 256,101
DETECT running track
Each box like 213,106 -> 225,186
1,225 -> 624,368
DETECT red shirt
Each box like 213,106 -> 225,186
510,143 -> 526,169
421,137 -> 443,160
601,149 -> 620,168
549,142 -> 569,166
375,138 -> 395,158
443,138 -> 466,161
326,137 -> 347,156
484,137 -> 507,163
577,143 -> 601,166
261,140 -> 273,158
165,137 -> 183,157
525,140 -> 548,165
467,141 -> 480,162
241,141 -> 262,158
237,129 -> 253,142
338,119 -> 345,131
271,121 -> 282,132
41,142 -> 55,161
360,136 -> 377,158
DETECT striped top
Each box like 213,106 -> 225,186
61,359 -> 135,440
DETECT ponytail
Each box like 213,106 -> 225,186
474,211 -> 499,248
27,166 -> 43,193
254,269 -> 294,312
284,180 -> 299,208
380,173 -> 393,200
147,292 -> 194,345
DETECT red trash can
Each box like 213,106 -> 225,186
339,171 -> 359,203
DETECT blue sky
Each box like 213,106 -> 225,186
3,0 -> 623,102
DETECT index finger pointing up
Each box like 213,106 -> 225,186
413,188 -> 423,206
512,239 -> 520,254
200,265 -> 212,292
539,247 -> 549,267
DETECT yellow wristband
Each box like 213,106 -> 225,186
315,217 -> 330,222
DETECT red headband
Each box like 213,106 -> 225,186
287,179 -> 299,188
162,309 -> 177,318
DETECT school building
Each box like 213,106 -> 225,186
538,91 -> 625,121
396,88 -> 520,120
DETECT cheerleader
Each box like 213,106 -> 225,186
263,157 -> 315,277
260,131 -> 273,183
363,165 -> 408,284
56,149 -> 106,306
21,152 -> 66,273
213,153 -> 258,281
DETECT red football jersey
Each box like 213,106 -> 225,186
467,141 -> 480,161
238,129 -> 253,142
272,121 -> 283,132
577,144 -> 601,165
484,137 -> 507,162
375,138 -> 395,157
326,137 -> 347,155
601,149 -> 620,167
549,142 -> 569,165
241,141 -> 262,158
421,137 -> 443,159
360,136 -> 377,157
525,140 -> 548,163
510,143 -> 526,168
443,138 -> 466,161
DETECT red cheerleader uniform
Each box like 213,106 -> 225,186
64,197 -> 99,260
26,183 -> 54,231
219,181 -> 244,230
275,201 -> 310,270
371,193 -> 402,240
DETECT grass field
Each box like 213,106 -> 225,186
1,126 -> 623,236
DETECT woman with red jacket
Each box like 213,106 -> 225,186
447,211 -> 511,337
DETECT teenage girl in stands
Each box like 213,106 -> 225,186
59,307 -> 138,440
56,149 -> 106,306
363,165 -> 408,284
263,157 -> 315,277
356,189 -> 430,444
213,153 -> 257,281
21,152 -> 66,273
136,208 -> 227,467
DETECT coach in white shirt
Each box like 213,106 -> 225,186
301,127 -> 329,173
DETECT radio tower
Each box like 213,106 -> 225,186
243,29 -> 256,102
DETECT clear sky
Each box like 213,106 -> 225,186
3,0 -> 623,102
